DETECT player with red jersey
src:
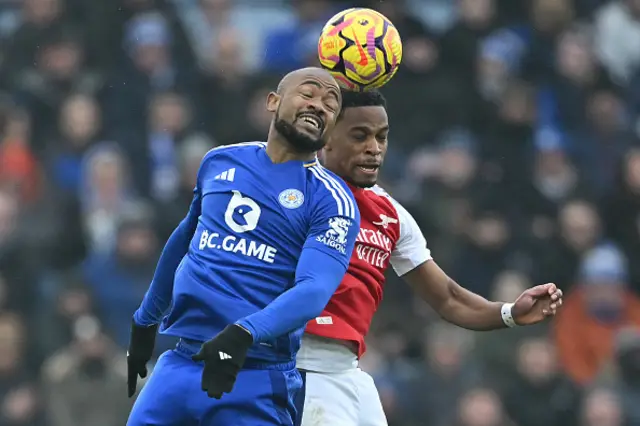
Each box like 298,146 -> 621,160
296,90 -> 564,426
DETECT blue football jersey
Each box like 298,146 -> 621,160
159,142 -> 360,363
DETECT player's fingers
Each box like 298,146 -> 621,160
528,283 -> 554,297
139,365 -> 148,379
205,379 -> 221,399
200,373 -> 208,392
207,386 -> 221,399
127,370 -> 137,397
551,289 -> 563,301
546,283 -> 557,295
222,379 -> 235,394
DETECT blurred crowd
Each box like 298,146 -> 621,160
0,0 -> 640,425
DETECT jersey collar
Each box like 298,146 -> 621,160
303,156 -> 319,168
346,181 -> 364,195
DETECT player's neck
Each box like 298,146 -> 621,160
265,133 -> 316,164
346,181 -> 363,192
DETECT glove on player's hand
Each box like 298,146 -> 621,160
127,321 -> 158,397
192,324 -> 253,399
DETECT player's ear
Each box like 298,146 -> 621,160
266,92 -> 280,113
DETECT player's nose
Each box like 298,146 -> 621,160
364,138 -> 383,155
303,97 -> 328,118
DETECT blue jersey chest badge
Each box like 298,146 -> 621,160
278,189 -> 305,210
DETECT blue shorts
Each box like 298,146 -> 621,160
127,339 -> 304,426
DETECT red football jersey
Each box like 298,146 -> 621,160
304,184 -> 432,358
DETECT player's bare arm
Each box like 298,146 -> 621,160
321,88 -> 563,332
402,260 -> 563,330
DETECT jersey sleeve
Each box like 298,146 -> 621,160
389,197 -> 432,277
303,179 -> 360,267
133,150 -> 214,326
235,176 -> 360,343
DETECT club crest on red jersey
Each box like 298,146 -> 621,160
372,214 -> 398,229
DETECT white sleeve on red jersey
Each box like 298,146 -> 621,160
370,186 -> 432,276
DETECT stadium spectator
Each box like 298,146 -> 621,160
604,148 -> 640,292
453,387 -> 513,426
500,336 -> 581,426
537,199 -> 603,290
399,322 -> 480,426
103,11 -> 197,139
474,271 -> 547,388
0,312 -> 43,425
262,0 -> 332,71
47,94 -> 101,194
78,143 -> 136,255
120,91 -> 198,199
609,327 -> 640,424
0,108 -> 40,204
41,315 -> 131,426
579,387 -> 624,426
555,243 -> 640,385
594,0 -> 640,85
81,203 -> 161,349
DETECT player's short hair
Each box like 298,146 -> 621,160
338,90 -> 387,119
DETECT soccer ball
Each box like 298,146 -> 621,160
318,8 -> 402,91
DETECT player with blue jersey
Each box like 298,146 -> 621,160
125,67 -> 360,426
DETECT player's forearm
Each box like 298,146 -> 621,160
436,280 -> 506,331
236,248 -> 346,343
404,261 -> 506,331
134,217 -> 196,326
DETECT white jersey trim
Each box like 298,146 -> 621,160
368,185 -> 432,276
309,165 -> 356,219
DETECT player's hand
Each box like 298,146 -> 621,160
127,321 -> 158,398
192,324 -> 253,399
512,283 -> 563,325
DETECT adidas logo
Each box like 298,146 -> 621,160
219,351 -> 232,360
215,168 -> 236,182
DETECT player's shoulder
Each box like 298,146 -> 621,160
358,185 -> 419,235
306,164 -> 358,220
306,164 -> 352,195
363,184 -> 400,216
202,141 -> 267,162
198,141 -> 266,178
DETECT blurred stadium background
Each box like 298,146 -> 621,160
1,0 -> 640,424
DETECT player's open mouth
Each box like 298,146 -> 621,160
358,165 -> 379,174
296,113 -> 324,132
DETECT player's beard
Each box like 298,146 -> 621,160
274,108 -> 326,154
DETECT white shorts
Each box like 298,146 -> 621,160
297,335 -> 387,426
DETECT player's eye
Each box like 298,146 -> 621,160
352,133 -> 367,141
300,92 -> 313,99
377,134 -> 388,143
324,99 -> 339,113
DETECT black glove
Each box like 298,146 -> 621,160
191,324 -> 253,399
127,321 -> 158,397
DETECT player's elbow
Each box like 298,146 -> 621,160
300,283 -> 336,320
433,280 -> 463,321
